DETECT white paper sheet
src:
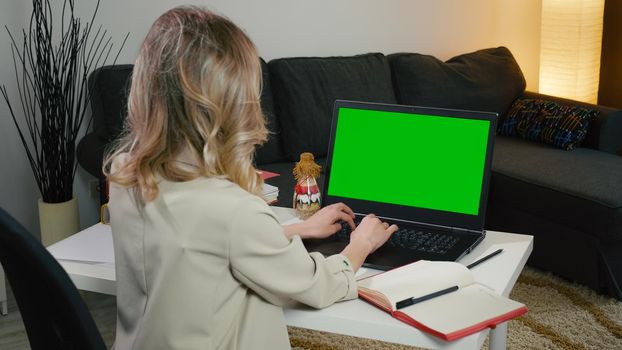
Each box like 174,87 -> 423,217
47,223 -> 114,264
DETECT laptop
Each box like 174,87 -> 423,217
303,100 -> 497,270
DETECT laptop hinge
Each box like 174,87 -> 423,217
354,213 -> 444,230
357,213 -> 447,231
354,213 -> 485,235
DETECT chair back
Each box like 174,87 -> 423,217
76,64 -> 133,179
0,207 -> 107,350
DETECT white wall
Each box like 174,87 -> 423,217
0,0 -> 541,237
0,1 -> 42,235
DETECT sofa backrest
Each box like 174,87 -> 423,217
85,60 -> 285,166
255,59 -> 287,165
268,53 -> 397,161
84,49 -> 536,171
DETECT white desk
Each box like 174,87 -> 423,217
48,206 -> 532,350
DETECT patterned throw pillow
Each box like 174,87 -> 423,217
498,99 -> 599,150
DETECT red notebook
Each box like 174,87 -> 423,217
257,170 -> 280,180
357,260 -> 527,341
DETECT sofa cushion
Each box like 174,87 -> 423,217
521,91 -> 622,155
388,47 -> 525,118
491,136 -> 622,242
268,53 -> 397,161
499,98 -> 598,150
255,58 -> 287,165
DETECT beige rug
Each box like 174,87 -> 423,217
287,267 -> 622,350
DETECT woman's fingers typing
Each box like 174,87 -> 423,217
351,214 -> 398,253
297,202 -> 356,239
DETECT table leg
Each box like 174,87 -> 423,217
0,267 -> 6,315
489,322 -> 508,350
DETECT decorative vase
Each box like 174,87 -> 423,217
38,197 -> 80,246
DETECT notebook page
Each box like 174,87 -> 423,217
357,260 -> 473,308
397,283 -> 525,335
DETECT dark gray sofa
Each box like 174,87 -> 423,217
77,47 -> 622,300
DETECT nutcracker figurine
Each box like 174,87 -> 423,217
292,152 -> 321,219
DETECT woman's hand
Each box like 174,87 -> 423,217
350,214 -> 397,253
283,203 -> 355,240
340,214 -> 398,272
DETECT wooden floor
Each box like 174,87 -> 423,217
0,285 -> 116,349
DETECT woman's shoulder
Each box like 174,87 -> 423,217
166,177 -> 266,208
162,177 -> 275,228
110,152 -> 130,173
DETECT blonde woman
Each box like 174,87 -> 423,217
104,6 -> 397,350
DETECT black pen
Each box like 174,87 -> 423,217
466,248 -> 503,269
395,285 -> 459,310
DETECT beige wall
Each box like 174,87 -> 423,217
77,0 -> 541,88
495,0 -> 542,91
0,0 -> 542,235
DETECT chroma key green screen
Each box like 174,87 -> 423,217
327,107 -> 490,216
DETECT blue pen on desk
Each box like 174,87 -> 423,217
395,285 -> 459,310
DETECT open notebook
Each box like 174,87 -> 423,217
357,260 -> 527,341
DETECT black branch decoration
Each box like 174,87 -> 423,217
1,0 -> 128,203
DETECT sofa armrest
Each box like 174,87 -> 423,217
522,91 -> 622,155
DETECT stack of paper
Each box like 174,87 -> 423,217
262,183 -> 279,204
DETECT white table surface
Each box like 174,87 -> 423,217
48,206 -> 533,350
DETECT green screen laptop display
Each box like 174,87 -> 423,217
327,107 -> 490,216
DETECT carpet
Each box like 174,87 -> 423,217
287,267 -> 622,350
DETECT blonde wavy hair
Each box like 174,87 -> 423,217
104,6 -> 268,202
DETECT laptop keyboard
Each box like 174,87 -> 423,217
336,219 -> 461,255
